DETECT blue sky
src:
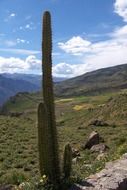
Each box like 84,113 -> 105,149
0,0 -> 127,77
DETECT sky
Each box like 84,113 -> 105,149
0,0 -> 127,77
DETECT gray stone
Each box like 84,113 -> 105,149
70,153 -> 127,190
83,131 -> 100,149
90,143 -> 109,153
96,152 -> 107,160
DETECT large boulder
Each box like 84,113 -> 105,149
83,131 -> 100,149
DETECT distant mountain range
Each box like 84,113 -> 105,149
55,63 -> 127,97
0,63 -> 127,105
0,73 -> 67,105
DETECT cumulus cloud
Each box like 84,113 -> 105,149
57,23 -> 127,77
58,36 -> 91,55
56,0 -> 127,78
0,55 -> 41,73
114,0 -> 127,22
111,24 -> 127,38
53,62 -> 76,77
1,0 -> 127,78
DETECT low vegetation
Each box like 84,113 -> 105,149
0,89 -> 127,188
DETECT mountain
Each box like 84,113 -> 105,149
2,73 -> 41,87
0,75 -> 39,105
2,73 -> 67,86
55,63 -> 127,97
0,73 -> 67,105
1,63 -> 127,105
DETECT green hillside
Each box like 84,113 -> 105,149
0,89 -> 127,185
55,63 -> 127,97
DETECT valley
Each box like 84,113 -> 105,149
0,89 -> 127,185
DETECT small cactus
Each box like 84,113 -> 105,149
63,143 -> 72,179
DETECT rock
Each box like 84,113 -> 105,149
9,112 -> 23,117
90,143 -> 109,153
96,153 -> 107,161
72,148 -> 80,158
0,185 -> 13,190
72,157 -> 78,164
83,131 -> 100,149
89,119 -> 109,127
82,164 -> 92,170
72,157 -> 82,164
71,153 -> 127,190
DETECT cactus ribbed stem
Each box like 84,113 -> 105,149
38,11 -> 72,188
38,11 -> 60,184
38,102 -> 53,177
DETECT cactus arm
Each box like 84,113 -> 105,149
63,143 -> 72,179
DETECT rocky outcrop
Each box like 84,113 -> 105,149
71,153 -> 127,190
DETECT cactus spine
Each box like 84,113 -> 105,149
38,11 -> 72,187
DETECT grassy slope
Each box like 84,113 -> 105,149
0,89 -> 127,184
55,63 -> 127,97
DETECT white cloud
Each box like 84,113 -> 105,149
111,24 -> 127,38
58,36 -> 91,55
26,55 -> 41,70
25,24 -> 30,29
16,38 -> 29,44
19,23 -> 36,31
0,55 -> 41,73
10,13 -> 16,17
4,13 -> 16,22
53,62 -> 75,77
114,0 -> 127,22
57,24 -> 127,77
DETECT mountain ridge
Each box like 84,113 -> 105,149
55,63 -> 127,97
1,63 -> 127,105
0,73 -> 67,105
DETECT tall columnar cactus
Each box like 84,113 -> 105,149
38,10 -> 72,187
38,10 -> 60,183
